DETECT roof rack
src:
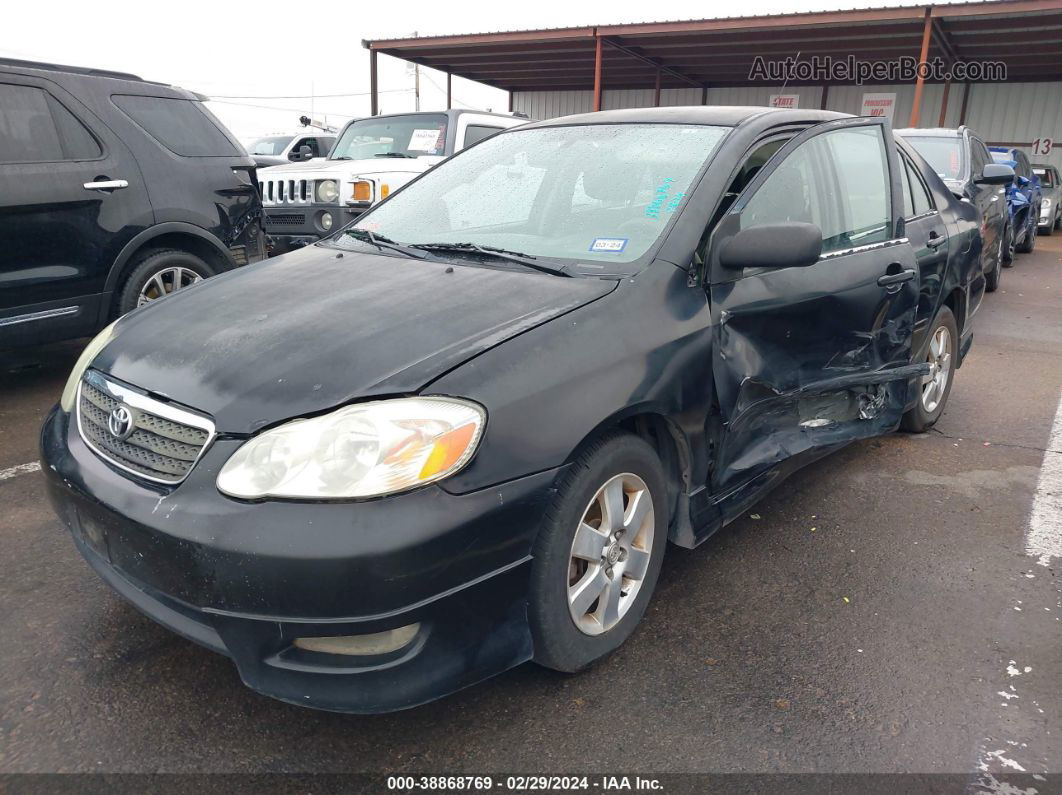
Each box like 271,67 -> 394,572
0,57 -> 143,82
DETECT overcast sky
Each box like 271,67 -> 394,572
1,0 -> 986,140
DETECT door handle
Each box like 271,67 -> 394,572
83,179 -> 129,192
926,232 -> 946,249
877,268 -> 917,287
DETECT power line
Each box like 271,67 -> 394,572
209,88 -> 411,100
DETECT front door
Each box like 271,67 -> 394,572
706,116 -> 923,499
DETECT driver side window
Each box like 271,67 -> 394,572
740,126 -> 891,254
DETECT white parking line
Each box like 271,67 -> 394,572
0,461 -> 41,482
1027,389 -> 1062,566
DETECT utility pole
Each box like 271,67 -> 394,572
413,31 -> 420,112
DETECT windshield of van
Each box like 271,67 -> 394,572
246,136 -> 294,155
336,123 -> 729,267
904,136 -> 964,180
330,114 -> 449,160
1034,167 -> 1055,187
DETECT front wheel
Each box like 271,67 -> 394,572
901,306 -> 958,433
529,433 -> 668,673
1016,210 -> 1038,253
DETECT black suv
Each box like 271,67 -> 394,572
896,126 -> 1013,295
0,59 -> 265,348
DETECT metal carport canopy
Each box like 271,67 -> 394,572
363,0 -> 1062,123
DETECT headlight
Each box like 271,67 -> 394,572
316,180 -> 339,203
1043,198 -> 1052,210
217,397 -> 485,500
59,319 -> 120,412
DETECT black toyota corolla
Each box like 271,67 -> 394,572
42,106 -> 981,713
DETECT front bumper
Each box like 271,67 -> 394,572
263,203 -> 365,255
41,406 -> 558,713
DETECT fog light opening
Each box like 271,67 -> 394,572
319,211 -> 333,232
294,623 -> 420,656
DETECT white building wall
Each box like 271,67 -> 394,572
512,80 -> 1062,170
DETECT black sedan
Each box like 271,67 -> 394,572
42,106 -> 981,713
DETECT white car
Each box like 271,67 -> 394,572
245,130 -> 337,169
258,110 -> 528,254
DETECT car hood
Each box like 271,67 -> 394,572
93,247 -> 617,434
258,156 -> 436,178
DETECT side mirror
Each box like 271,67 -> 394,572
976,163 -> 1014,186
719,222 -> 822,270
290,145 -> 314,162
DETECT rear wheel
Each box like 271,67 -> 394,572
985,227 -> 1003,293
529,433 -> 668,673
117,249 -> 215,316
1001,223 -> 1015,266
901,306 -> 958,433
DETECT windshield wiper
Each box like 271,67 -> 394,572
410,242 -> 570,277
374,152 -> 416,158
342,228 -> 432,259
331,156 -> 353,161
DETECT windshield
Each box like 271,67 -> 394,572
330,114 -> 448,160
247,136 -> 294,156
990,150 -> 1015,164
904,136 -> 964,180
338,123 -> 729,267
1034,167 -> 1054,187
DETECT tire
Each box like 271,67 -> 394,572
529,432 -> 669,673
117,249 -> 215,316
1042,217 -> 1055,236
1001,223 -> 1015,266
1016,209 -> 1037,253
901,305 -> 959,433
984,227 -> 1003,293
1054,212 -> 1061,231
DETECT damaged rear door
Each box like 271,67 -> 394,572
706,116 -> 926,495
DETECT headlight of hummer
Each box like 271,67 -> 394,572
316,180 -> 339,203
217,397 -> 485,500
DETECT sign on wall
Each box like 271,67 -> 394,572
860,93 -> 896,121
769,94 -> 800,109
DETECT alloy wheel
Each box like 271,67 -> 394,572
137,266 -> 203,307
567,473 -> 654,636
921,325 -> 953,413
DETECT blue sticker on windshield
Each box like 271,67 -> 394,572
589,238 -> 628,253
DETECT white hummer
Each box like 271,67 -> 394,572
259,109 -> 529,254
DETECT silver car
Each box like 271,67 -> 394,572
1034,163 -> 1061,235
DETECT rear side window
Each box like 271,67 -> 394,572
0,83 -> 101,163
463,125 -> 503,148
903,156 -> 934,215
113,95 -> 239,156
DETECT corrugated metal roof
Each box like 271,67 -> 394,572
365,0 -> 1062,93
363,0 -> 1047,45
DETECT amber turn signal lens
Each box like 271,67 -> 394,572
419,422 -> 478,480
352,181 -> 372,202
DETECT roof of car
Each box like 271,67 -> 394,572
0,57 -> 204,100
525,106 -> 849,129
894,127 -> 965,137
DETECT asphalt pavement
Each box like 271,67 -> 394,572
1,237 -> 1060,783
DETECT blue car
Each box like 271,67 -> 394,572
990,146 -> 1042,256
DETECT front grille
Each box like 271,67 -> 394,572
76,372 -> 214,485
259,178 -> 311,206
264,212 -> 307,226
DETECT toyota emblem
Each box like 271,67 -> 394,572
107,405 -> 135,441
